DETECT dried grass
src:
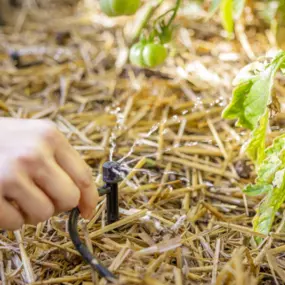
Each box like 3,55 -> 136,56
0,0 -> 285,284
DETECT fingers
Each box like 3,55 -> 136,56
4,174 -> 55,225
56,148 -> 99,218
0,119 -> 99,226
37,121 -> 99,218
78,183 -> 99,219
32,157 -> 81,213
48,131 -> 99,218
0,198 -> 24,230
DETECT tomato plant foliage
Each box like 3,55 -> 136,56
99,0 -> 285,68
98,1 -> 285,238
223,51 -> 285,240
223,52 -> 285,131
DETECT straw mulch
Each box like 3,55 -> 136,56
1,1 -> 285,284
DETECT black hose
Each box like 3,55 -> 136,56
68,207 -> 116,282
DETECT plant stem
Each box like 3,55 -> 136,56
131,0 -> 165,44
153,0 -> 182,28
153,8 -> 175,26
167,0 -> 181,27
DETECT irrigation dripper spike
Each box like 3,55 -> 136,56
102,161 -> 123,225
68,160 -> 125,281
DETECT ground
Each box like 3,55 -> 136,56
0,1 -> 285,284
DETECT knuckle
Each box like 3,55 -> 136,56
77,173 -> 93,189
40,121 -> 60,144
17,148 -> 43,166
0,163 -> 23,189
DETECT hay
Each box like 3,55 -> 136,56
0,0 -> 285,284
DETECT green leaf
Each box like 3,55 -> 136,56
243,184 -> 272,197
253,206 -> 275,237
220,0 -> 234,34
257,154 -> 282,184
251,136 -> 285,241
243,69 -> 275,130
244,109 -> 269,165
222,81 -> 253,124
233,0 -> 245,19
273,169 -> 285,188
232,61 -> 264,86
265,134 -> 285,157
253,169 -> 285,238
223,51 -> 285,130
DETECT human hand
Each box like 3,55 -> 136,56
0,118 -> 99,230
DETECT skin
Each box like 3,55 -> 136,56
0,118 -> 99,230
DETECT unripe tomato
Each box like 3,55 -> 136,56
142,43 -> 168,67
130,42 -> 168,68
129,42 -> 146,67
100,0 -> 141,17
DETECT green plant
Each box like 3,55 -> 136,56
99,0 -> 141,17
222,51 -> 285,242
129,0 -> 181,67
209,0 -> 285,48
99,0 -> 181,67
128,0 -> 181,67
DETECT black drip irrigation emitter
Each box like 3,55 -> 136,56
68,161 -> 123,282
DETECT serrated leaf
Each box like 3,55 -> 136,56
243,69 -> 275,130
257,153 -> 282,184
253,169 -> 285,240
243,184 -> 272,197
232,61 -> 265,86
265,134 -> 285,157
222,81 -> 253,124
223,51 -> 285,130
253,206 -> 275,236
273,169 -> 285,188
245,109 -> 269,165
